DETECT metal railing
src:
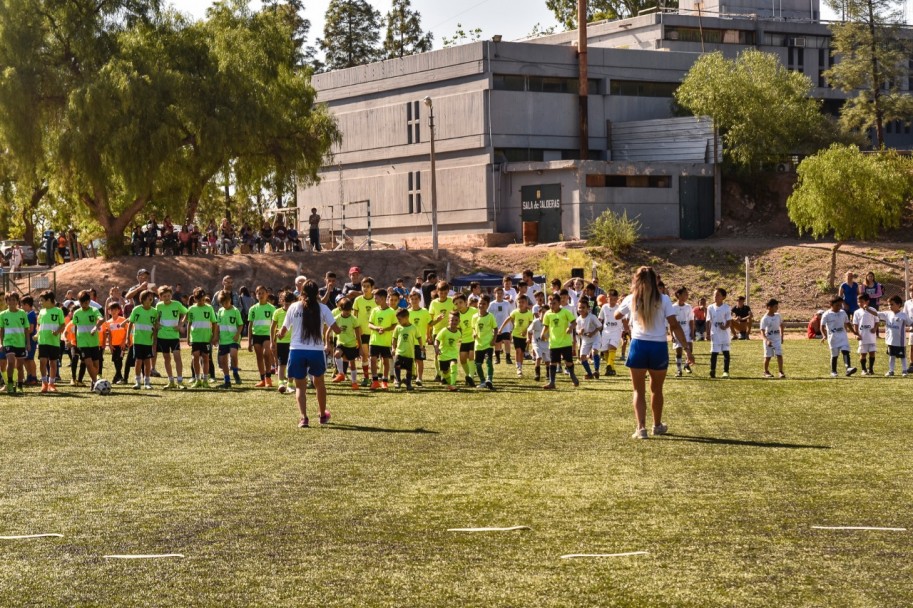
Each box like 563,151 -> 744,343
0,269 -> 57,297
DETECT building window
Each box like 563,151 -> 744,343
493,74 -> 598,94
406,101 -> 420,145
788,47 -> 804,73
666,27 -> 755,45
604,175 -> 672,188
609,80 -> 678,97
407,171 -> 422,214
493,74 -> 525,91
818,48 -> 833,87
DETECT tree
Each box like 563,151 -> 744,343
545,0 -> 674,29
527,23 -> 558,38
320,0 -> 381,70
261,0 -> 318,66
824,0 -> 913,147
675,50 -> 835,169
787,144 -> 913,287
441,23 -> 483,48
383,0 -> 432,59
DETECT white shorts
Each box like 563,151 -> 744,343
601,332 -> 622,350
533,341 -> 551,362
672,337 -> 692,350
764,343 -> 783,358
829,342 -> 850,357
710,341 -> 731,354
579,339 -> 598,357
857,342 -> 877,354
908,333 -> 913,346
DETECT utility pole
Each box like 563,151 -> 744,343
578,0 -> 589,160
424,96 -> 439,258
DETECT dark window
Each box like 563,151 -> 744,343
493,74 -> 525,91
604,175 -> 672,188
407,171 -> 422,214
609,80 -> 678,97
406,101 -> 420,145
493,75 -> 598,94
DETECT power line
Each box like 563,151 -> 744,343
429,0 -> 498,30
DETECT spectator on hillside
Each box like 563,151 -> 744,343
178,224 -> 193,255
9,243 -> 23,275
144,219 -> 158,257
57,232 -> 69,263
342,266 -> 362,299
219,217 -> 236,254
838,271 -> 860,314
239,224 -> 254,252
287,227 -> 302,252
162,216 -> 177,255
43,229 -> 56,268
693,297 -> 707,341
308,208 -> 322,252
273,222 -> 287,252
807,310 -> 823,339
730,296 -> 753,340
259,222 -> 273,253
861,272 -> 884,309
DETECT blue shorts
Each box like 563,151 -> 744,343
626,339 -> 669,371
287,349 -> 327,379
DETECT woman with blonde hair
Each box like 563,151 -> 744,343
616,267 -> 693,439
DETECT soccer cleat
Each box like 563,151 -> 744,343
860,370 -> 869,376
351,382 -> 359,390
332,373 -> 346,383
606,366 -> 617,377
447,385 -> 458,392
542,383 -> 556,390
415,379 -> 423,387
406,385 -> 415,391
516,369 -> 523,378
319,411 -> 331,426
381,381 -> 388,390
652,423 -> 668,436
885,371 -> 895,377
506,355 -> 513,365
778,373 -> 786,379
233,372 -> 242,385
265,377 -> 274,387
298,417 -> 309,428
476,383 -> 487,391
830,372 -> 838,378
132,382 -> 141,390
162,381 -> 176,390
632,428 -> 649,440
433,374 -> 441,382
674,370 -> 682,378
70,379 -> 78,386
534,374 -> 541,382
465,376 -> 476,388
572,379 -> 580,387
75,381 -> 86,387
846,366 -> 857,377
48,384 -> 58,393
709,372 -> 716,379
40,382 -> 49,394
150,369 -> 162,378
486,381 -> 494,391
144,383 -> 153,390
684,365 -> 693,374
370,380 -> 381,390
393,379 -> 401,389
585,374 -> 595,380
254,380 -> 267,388
594,371 -> 600,379
722,372 -> 730,378
763,372 -> 773,378
360,377 -> 371,387
218,381 -> 232,389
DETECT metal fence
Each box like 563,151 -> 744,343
0,269 -> 57,297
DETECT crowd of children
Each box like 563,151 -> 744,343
1,274 -> 911,396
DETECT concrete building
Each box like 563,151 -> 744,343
297,0 -> 911,247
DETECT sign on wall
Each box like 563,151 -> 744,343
521,184 -> 562,243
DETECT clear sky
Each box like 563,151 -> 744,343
170,0 -> 560,47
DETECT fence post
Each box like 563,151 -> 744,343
744,256 -> 750,305
905,256 -> 909,296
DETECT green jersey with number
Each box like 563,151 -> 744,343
72,307 -> 102,348
368,307 -> 397,347
435,327 -> 461,361
248,302 -> 276,336
217,307 -> 244,345
37,307 -> 65,347
334,313 -> 359,349
543,308 -> 576,349
155,301 -> 187,340
510,309 -> 534,339
393,324 -> 419,358
0,309 -> 30,348
353,294 -> 378,334
472,312 -> 498,351
187,304 -> 216,343
128,306 -> 159,346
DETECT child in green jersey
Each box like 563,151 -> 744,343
352,277 -> 377,386
156,285 -> 188,390
1,293 -> 31,394
37,291 -> 65,393
186,287 -> 218,388
434,312 -> 462,391
540,293 -> 579,389
248,285 -> 276,388
391,308 -> 419,390
367,289 -> 397,389
72,290 -> 103,390
453,294 -> 477,387
270,291 -> 295,393
472,295 -> 498,390
408,291 -> 431,386
501,295 -> 534,378
216,290 -> 244,389
20,296 -> 38,387
329,297 -> 361,389
128,290 -> 159,389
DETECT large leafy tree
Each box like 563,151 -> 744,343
262,0 -> 318,67
383,0 -> 432,59
320,0 -> 382,70
675,50 -> 836,169
824,0 -> 913,147
787,144 -> 913,287
545,0 -> 673,29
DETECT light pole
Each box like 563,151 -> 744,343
423,95 -> 439,258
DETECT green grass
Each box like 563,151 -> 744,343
2,342 -> 913,607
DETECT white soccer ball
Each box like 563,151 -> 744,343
93,379 -> 112,395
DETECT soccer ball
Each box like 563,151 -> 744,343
93,379 -> 112,395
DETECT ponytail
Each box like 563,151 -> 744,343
299,280 -> 322,343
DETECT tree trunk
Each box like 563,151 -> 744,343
829,241 -> 843,290
867,0 -> 884,147
24,184 -> 48,251
81,190 -> 150,257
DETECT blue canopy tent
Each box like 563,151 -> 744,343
451,272 -> 546,288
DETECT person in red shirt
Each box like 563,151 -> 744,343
692,297 -> 708,341
807,310 -> 823,339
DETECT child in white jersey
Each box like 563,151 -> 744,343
489,287 -> 515,365
820,296 -> 857,377
852,293 -> 878,375
528,302 -> 549,382
671,287 -> 694,377
575,299 -> 602,379
904,285 -> 913,373
707,288 -> 732,378
598,290 -> 623,376
864,295 -> 909,377
759,298 -> 785,378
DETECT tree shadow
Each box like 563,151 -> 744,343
328,424 -> 439,435
661,434 -> 829,450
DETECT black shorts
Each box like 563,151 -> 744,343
3,346 -> 27,359
38,344 -> 61,360
251,334 -> 271,346
439,359 -> 456,372
512,336 -> 528,352
158,338 -> 180,353
496,332 -> 511,343
550,346 -> 574,364
395,355 -> 414,370
217,343 -> 239,357
887,345 -> 906,358
459,342 -> 474,353
337,345 -> 360,361
413,345 -> 426,361
79,346 -> 102,361
132,344 -> 154,361
370,345 -> 392,358
276,342 -> 290,366
474,348 -> 493,365
191,342 -> 212,355
360,334 -> 371,346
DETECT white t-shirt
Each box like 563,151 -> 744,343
672,303 -> 694,334
904,299 -> 913,342
821,309 -> 850,347
529,317 -> 547,349
877,310 -> 909,347
852,308 -> 878,346
576,313 -> 601,342
598,303 -> 623,339
760,313 -> 783,347
282,301 -> 337,351
502,288 -> 518,304
616,293 -> 676,343
707,303 -> 732,344
567,289 -> 581,309
490,300 -> 514,332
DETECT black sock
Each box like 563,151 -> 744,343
869,356 -> 875,373
710,352 -> 718,374
567,365 -> 578,383
548,365 -> 557,384
842,351 -> 851,367
723,351 -> 730,373
831,356 -> 838,373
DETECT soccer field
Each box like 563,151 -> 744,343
1,340 -> 911,607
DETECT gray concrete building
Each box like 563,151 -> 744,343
298,0 -> 911,247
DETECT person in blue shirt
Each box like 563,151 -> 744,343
838,271 -> 859,314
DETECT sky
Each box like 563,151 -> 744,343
170,0 -> 560,48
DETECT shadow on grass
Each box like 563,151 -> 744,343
661,434 -> 830,450
328,424 -> 439,435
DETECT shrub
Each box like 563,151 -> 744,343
537,250 -> 612,286
587,210 -> 641,254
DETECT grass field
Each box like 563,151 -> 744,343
2,340 -> 912,607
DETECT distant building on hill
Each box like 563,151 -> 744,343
297,0 -> 913,247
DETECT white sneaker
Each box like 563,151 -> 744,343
885,371 -> 895,377
631,428 -> 648,440
830,372 -> 838,378
516,369 -> 523,377
652,423 -> 668,436
722,372 -> 730,378
846,366 -> 857,376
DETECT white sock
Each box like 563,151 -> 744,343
889,357 -> 896,373
335,358 -> 344,373
676,357 -> 682,371
135,375 -> 141,384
